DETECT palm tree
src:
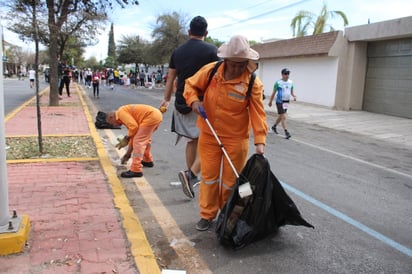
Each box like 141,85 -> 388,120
290,3 -> 349,37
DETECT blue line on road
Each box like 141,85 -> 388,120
281,181 -> 412,258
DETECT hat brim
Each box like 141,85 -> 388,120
218,44 -> 259,61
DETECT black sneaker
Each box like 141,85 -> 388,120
271,125 -> 278,134
141,161 -> 154,168
285,130 -> 291,139
120,170 -> 143,178
196,218 -> 211,231
178,170 -> 195,199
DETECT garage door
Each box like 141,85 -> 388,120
363,38 -> 412,118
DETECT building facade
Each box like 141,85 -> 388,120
253,16 -> 412,119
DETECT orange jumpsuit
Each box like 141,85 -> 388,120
184,61 -> 268,220
115,104 -> 163,173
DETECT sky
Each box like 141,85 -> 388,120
2,0 -> 412,61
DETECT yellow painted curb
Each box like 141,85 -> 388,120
0,215 -> 31,255
6,157 -> 99,164
6,134 -> 91,138
77,85 -> 161,273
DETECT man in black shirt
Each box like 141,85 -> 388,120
160,16 -> 219,199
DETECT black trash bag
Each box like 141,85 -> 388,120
95,111 -> 121,129
215,154 -> 314,250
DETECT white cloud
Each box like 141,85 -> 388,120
3,0 -> 412,60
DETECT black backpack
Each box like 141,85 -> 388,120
206,60 -> 256,98
94,111 -> 121,129
215,154 -> 314,250
176,61 -> 257,114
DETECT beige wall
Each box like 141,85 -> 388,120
257,17 -> 412,111
345,16 -> 412,42
329,32 -> 368,110
345,42 -> 368,110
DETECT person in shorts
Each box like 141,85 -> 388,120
28,68 -> 35,88
268,68 -> 297,139
159,16 -> 219,199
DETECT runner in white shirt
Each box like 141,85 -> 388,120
268,68 -> 297,139
28,68 -> 35,88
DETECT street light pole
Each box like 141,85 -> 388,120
0,24 -> 9,227
0,24 -> 31,255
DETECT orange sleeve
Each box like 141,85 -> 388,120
248,77 -> 268,145
184,62 -> 218,107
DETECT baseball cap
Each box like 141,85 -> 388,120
281,68 -> 290,74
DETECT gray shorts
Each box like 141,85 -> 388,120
171,108 -> 199,140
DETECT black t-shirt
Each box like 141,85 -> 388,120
169,39 -> 219,113
58,62 -> 64,77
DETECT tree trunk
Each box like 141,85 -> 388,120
47,0 -> 60,106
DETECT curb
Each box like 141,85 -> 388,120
77,85 -> 161,273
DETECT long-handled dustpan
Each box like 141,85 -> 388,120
198,106 -> 252,240
199,106 -> 240,179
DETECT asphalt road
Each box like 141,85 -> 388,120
4,80 -> 411,273
3,77 -> 49,115
85,83 -> 411,273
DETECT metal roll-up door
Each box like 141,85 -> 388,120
363,38 -> 412,118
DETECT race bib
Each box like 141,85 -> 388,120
282,103 -> 288,110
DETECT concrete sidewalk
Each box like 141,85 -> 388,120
264,101 -> 412,149
1,84 -> 158,273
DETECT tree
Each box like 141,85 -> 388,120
117,35 -> 148,69
83,56 -> 100,71
31,0 -> 43,154
3,0 -> 139,106
205,36 -> 224,48
61,36 -> 85,67
290,3 -> 348,37
7,0 -> 45,153
151,12 -> 188,64
5,2 -> 106,61
106,23 -> 116,67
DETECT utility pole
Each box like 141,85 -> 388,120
0,24 -> 8,228
0,24 -> 31,255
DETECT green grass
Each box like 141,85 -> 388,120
6,136 -> 98,160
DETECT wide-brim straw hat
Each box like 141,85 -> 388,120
218,35 -> 259,71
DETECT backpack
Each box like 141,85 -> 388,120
215,154 -> 314,250
176,61 -> 257,114
206,60 -> 256,98
94,111 -> 121,129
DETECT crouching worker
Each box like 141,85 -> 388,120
106,104 -> 163,178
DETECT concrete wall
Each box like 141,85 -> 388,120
256,16 -> 412,113
329,32 -> 368,110
259,56 -> 338,107
345,42 -> 368,110
345,16 -> 412,41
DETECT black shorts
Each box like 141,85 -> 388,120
276,101 -> 290,114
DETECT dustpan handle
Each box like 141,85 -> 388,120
199,106 -> 239,179
199,106 -> 207,120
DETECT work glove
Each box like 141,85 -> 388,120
115,136 -> 129,150
121,153 -> 131,164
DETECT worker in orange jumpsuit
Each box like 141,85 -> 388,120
184,35 -> 268,231
106,104 -> 163,178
